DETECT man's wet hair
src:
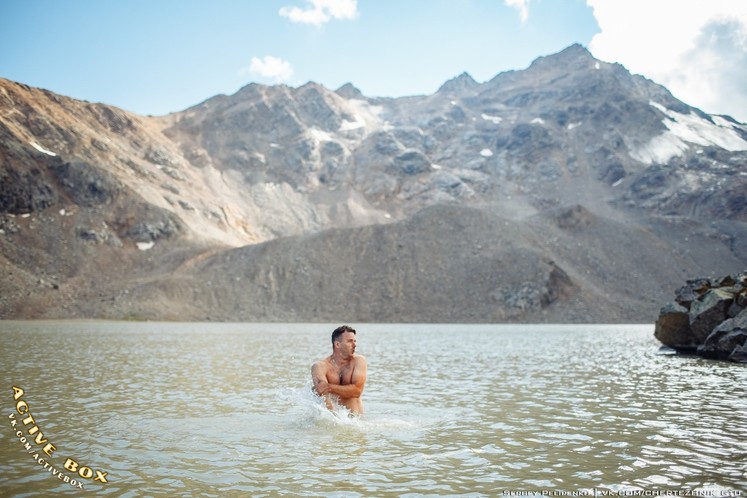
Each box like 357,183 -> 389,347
332,325 -> 356,345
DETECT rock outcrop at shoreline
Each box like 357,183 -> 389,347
655,272 -> 747,362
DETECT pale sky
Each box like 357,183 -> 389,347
1,1 -> 745,122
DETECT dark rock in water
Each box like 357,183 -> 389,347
698,328 -> 747,360
655,272 -> 747,362
699,308 -> 747,362
729,343 -> 747,363
654,302 -> 693,350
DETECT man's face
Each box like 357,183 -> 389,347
335,331 -> 357,357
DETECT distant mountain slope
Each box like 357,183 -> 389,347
36,204 -> 742,323
1,44 -> 745,321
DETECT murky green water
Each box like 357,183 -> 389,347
1,322 -> 745,496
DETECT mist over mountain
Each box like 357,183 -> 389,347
1,44 -> 745,322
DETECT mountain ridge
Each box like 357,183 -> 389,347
1,44 -> 745,322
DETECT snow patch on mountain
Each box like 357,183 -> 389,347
339,99 -> 385,134
308,127 -> 334,142
631,101 -> 747,164
30,141 -> 57,156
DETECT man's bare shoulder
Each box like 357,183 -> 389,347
311,357 -> 332,371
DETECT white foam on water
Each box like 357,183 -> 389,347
278,385 -> 424,434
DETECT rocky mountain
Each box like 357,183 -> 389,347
1,44 -> 745,322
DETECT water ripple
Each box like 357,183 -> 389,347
1,322 -> 745,496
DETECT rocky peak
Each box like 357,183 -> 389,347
2,45 -> 746,322
530,43 -> 595,68
335,82 -> 365,100
233,82 -> 269,102
437,72 -> 479,94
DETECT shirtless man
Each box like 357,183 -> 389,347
311,325 -> 367,415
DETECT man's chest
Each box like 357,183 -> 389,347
326,363 -> 354,385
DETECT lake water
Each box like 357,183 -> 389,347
1,322 -> 745,497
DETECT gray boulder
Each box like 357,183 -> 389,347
689,288 -> 735,342
729,343 -> 747,363
674,278 -> 711,308
654,302 -> 694,350
697,308 -> 747,361
698,329 -> 747,361
655,272 -> 747,362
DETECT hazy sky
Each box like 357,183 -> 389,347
2,1 -> 746,122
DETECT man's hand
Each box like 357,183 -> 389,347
314,379 -> 330,395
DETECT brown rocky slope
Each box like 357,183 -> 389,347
1,44 -> 746,322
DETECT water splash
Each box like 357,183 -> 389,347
278,383 -> 356,424
279,384 -> 423,433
